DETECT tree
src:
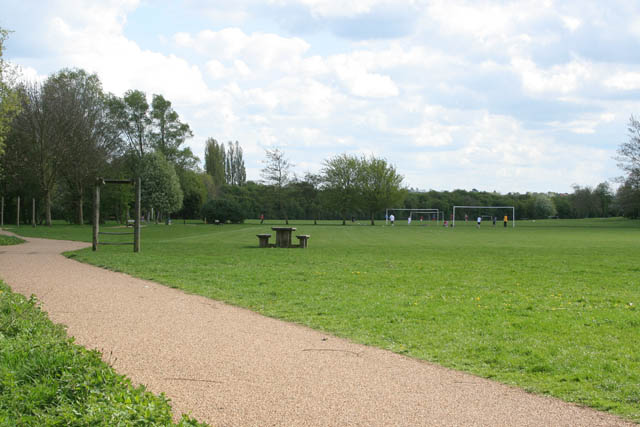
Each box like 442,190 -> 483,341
594,182 -> 614,217
0,27 -> 20,157
617,116 -> 640,176
358,156 -> 406,225
529,193 -> 556,219
616,170 -> 640,218
47,69 -> 116,224
225,141 -> 246,186
204,138 -> 225,189
149,94 -> 193,163
139,152 -> 183,222
9,80 -> 67,225
616,118 -> 640,218
261,148 -> 292,224
176,168 -> 206,219
107,89 -> 151,161
321,153 -> 361,225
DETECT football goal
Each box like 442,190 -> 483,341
452,205 -> 515,228
385,208 -> 443,225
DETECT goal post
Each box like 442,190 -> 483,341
385,208 -> 443,225
452,206 -> 515,228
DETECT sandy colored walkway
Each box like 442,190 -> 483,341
0,232 -> 633,426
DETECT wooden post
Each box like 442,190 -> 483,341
32,198 -> 36,227
92,182 -> 100,251
1,196 -> 4,227
16,196 -> 20,228
134,177 -> 141,253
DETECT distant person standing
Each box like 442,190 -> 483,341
408,216 -> 412,225
465,214 -> 468,223
503,215 -> 508,228
492,216 -> 496,226
260,213 -> 264,224
477,216 -> 482,228
390,214 -> 395,226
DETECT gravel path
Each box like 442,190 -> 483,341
0,232 -> 633,426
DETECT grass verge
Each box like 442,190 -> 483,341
0,281 -> 207,426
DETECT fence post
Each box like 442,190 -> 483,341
16,196 -> 20,228
92,182 -> 100,251
1,196 -> 3,227
32,198 -> 36,227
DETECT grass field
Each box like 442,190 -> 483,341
5,218 -> 640,422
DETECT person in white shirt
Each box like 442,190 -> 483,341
477,216 -> 482,228
390,214 -> 395,225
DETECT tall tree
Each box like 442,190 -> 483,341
0,27 -> 20,157
321,153 -> 361,225
225,141 -> 246,186
617,115 -> 640,177
107,89 -> 151,162
10,80 -> 66,225
358,155 -> 406,225
261,148 -> 292,224
47,69 -> 116,224
616,116 -> 640,216
204,137 -> 225,189
149,94 -> 193,163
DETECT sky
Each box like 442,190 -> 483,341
2,0 -> 640,193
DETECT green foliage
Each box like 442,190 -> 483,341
358,155 -> 406,225
150,94 -> 193,163
528,193 -> 556,218
17,218 -> 636,423
106,89 -> 151,161
0,281 -> 206,426
321,153 -> 361,223
0,235 -> 23,245
201,198 -> 244,224
225,141 -> 246,186
0,27 -> 21,157
140,152 -> 183,216
204,138 -> 225,190
177,170 -> 207,219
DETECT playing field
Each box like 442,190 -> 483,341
7,218 -> 640,421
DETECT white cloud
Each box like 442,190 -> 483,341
561,16 -> 582,32
267,0 -> 402,18
605,71 -> 640,90
511,57 -> 592,95
173,28 -> 310,73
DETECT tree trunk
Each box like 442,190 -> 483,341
370,212 -> 375,226
45,191 -> 52,226
77,193 -> 84,225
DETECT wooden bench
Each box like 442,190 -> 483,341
256,233 -> 272,248
296,235 -> 310,248
126,219 -> 135,227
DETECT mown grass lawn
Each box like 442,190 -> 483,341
6,218 -> 640,421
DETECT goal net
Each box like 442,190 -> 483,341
452,206 -> 515,228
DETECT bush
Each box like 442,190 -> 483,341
0,281 -> 207,426
201,199 -> 245,224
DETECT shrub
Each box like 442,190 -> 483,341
201,199 -> 245,224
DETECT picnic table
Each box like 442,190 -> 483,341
271,226 -> 296,248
